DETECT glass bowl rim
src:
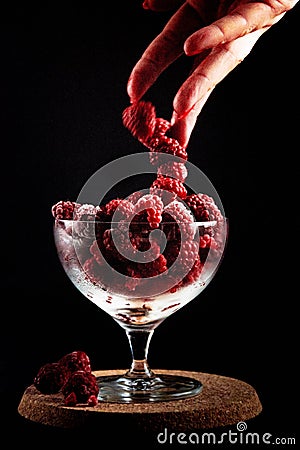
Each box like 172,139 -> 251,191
54,219 -> 222,227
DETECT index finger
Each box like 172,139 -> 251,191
184,2 -> 293,55
127,3 -> 204,103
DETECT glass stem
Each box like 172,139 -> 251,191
125,329 -> 155,379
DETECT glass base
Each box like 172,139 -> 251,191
96,373 -> 203,403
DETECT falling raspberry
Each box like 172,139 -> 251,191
152,117 -> 171,137
148,135 -> 188,164
151,176 -> 187,200
157,161 -> 188,183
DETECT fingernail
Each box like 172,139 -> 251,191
142,1 -> 150,9
171,111 -> 179,126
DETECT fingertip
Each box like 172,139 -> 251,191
127,78 -> 138,104
184,27 -> 225,55
183,37 -> 198,56
169,113 -> 191,149
142,1 -> 150,10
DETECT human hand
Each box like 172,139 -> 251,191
127,0 -> 299,148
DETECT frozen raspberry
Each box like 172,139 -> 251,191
148,135 -> 188,165
88,395 -> 98,406
127,253 -> 168,279
104,198 -> 134,221
164,200 -> 194,226
122,101 -> 156,143
51,200 -> 80,220
34,362 -> 66,394
62,370 -> 99,404
184,193 -> 221,222
65,392 -> 77,406
170,256 -> 203,292
164,240 -> 198,270
157,161 -> 188,183
126,190 -> 144,204
95,205 -> 109,222
59,350 -> 91,378
83,257 -> 103,284
182,256 -> 203,285
90,240 -> 106,265
76,203 -> 99,221
134,194 -> 164,228
102,228 -> 128,261
152,117 -> 171,137
112,200 -> 135,222
200,233 -> 213,249
151,176 -> 187,199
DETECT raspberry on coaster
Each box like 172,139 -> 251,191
58,350 -> 91,377
33,362 -> 67,394
62,370 -> 99,404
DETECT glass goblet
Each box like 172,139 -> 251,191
53,209 -> 227,403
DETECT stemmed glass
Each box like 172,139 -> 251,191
53,152 -> 227,403
54,212 -> 227,403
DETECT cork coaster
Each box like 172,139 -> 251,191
18,369 -> 262,432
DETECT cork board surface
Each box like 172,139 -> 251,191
18,369 -> 262,432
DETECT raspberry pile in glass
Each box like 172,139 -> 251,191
52,101 -> 225,325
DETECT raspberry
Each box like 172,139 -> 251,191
126,190 -> 144,204
134,194 -> 164,228
122,101 -> 156,143
151,176 -> 187,200
148,135 -> 188,165
184,193 -> 221,222
65,392 -> 77,406
59,350 -> 91,377
88,395 -> 98,406
182,256 -> 203,285
62,370 -> 99,404
127,253 -> 167,279
76,203 -> 99,221
83,257 -> 103,284
95,205 -> 109,222
51,201 -> 80,220
102,228 -> 128,262
164,200 -> 194,227
171,256 -> 203,292
90,240 -> 106,265
152,118 -> 171,137
199,233 -> 212,249
157,161 -> 188,183
105,198 -> 134,221
34,362 -> 66,394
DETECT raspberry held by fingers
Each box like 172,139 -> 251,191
122,101 -> 156,144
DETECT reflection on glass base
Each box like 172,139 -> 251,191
97,374 -> 202,403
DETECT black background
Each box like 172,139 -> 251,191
1,1 -> 299,447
